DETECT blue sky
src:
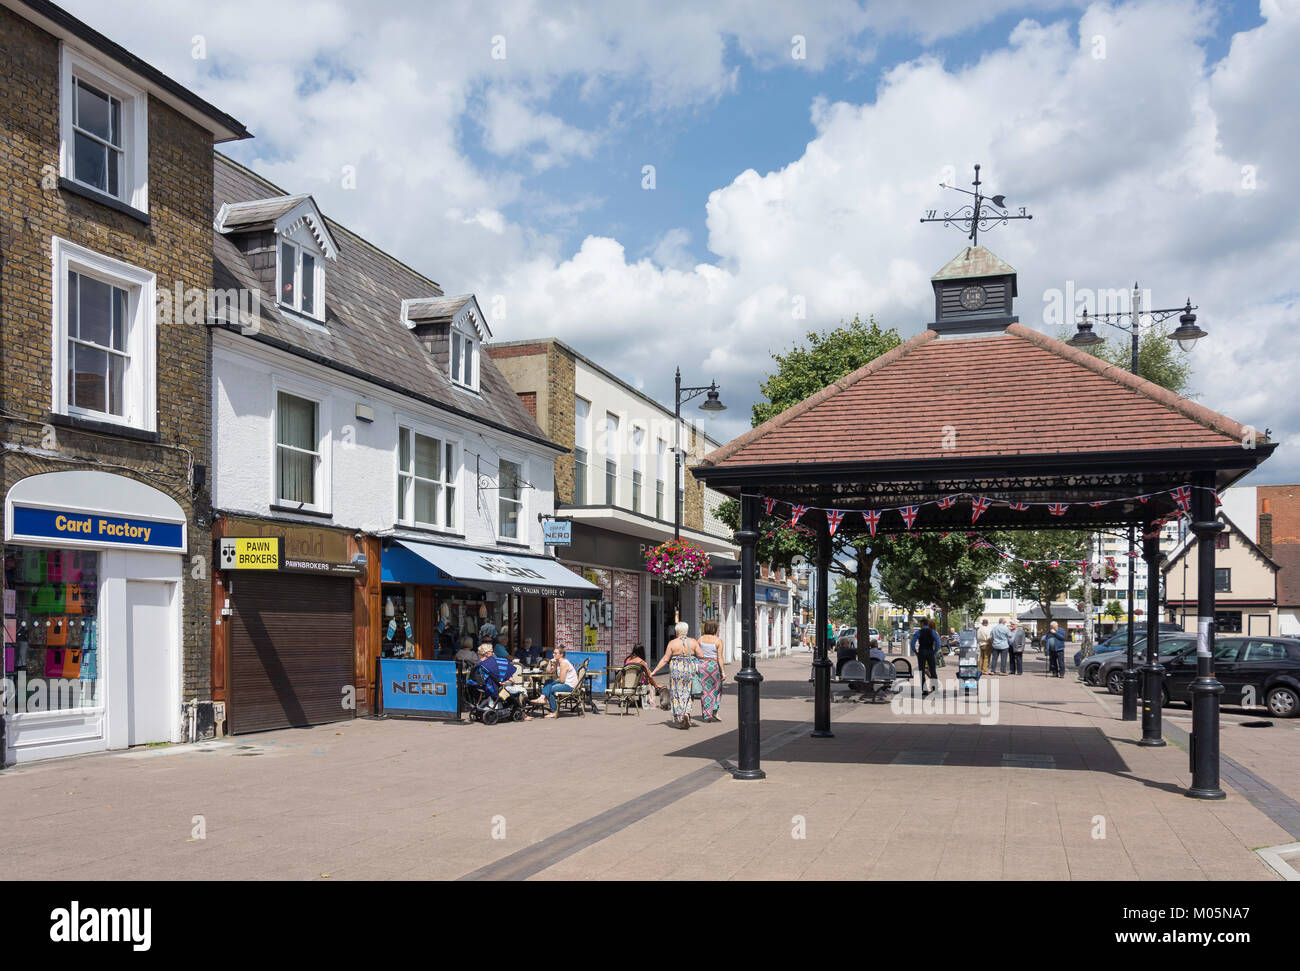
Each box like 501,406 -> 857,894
60,0 -> 1300,483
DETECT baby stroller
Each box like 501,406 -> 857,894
956,629 -> 981,694
464,664 -> 527,725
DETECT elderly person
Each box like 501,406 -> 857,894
976,619 -> 993,674
1043,621 -> 1066,678
834,631 -> 858,676
1009,620 -> 1026,675
521,637 -> 542,666
991,617 -> 1011,675
454,634 -> 479,666
650,622 -> 706,729
475,644 -> 531,720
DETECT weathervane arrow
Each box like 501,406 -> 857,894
919,163 -> 1032,246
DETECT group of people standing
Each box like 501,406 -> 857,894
974,617 -> 1028,675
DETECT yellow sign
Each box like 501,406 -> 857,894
219,537 -> 282,570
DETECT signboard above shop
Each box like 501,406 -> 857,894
5,471 -> 188,553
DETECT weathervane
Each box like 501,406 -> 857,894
920,163 -> 1032,246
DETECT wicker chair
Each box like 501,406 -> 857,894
553,659 -> 590,717
606,664 -> 646,716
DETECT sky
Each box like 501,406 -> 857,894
62,0 -> 1299,483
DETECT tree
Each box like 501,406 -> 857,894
1069,327 -> 1193,395
876,533 -> 1001,636
716,314 -> 902,639
829,577 -> 867,626
1103,599 -> 1124,624
995,530 -> 1091,629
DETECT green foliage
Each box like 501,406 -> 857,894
993,530 -> 1091,626
876,534 -> 1001,628
751,315 -> 902,427
715,498 -> 815,571
1103,599 -> 1125,621
829,577 -> 865,625
1069,327 -> 1193,394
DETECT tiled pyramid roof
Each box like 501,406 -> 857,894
702,323 -> 1252,468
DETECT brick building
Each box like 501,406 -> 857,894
1,0 -> 249,762
486,339 -> 742,663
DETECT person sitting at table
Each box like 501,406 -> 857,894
534,645 -> 579,719
622,645 -> 662,694
493,630 -> 511,660
521,637 -> 542,666
454,635 -> 478,666
476,644 -> 531,720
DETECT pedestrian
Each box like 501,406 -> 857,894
913,618 -> 939,695
649,622 -> 706,729
991,617 -> 1010,674
1009,620 -> 1025,675
696,618 -> 727,722
976,619 -> 993,674
1043,621 -> 1066,678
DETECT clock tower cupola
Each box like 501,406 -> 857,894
929,245 -> 1018,335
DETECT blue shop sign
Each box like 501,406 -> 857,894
380,658 -> 459,719
10,504 -> 185,552
758,584 -> 789,605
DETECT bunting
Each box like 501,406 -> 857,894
937,496 -> 955,510
971,496 -> 991,523
1171,486 -> 1191,513
763,497 -> 777,516
863,509 -> 881,536
826,508 -> 845,536
790,504 -> 809,526
1048,503 -> 1069,517
900,505 -> 919,529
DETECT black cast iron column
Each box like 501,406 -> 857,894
733,494 -> 765,779
812,516 -> 833,738
1187,475 -> 1225,798
1139,530 -> 1166,746
1122,525 -> 1139,720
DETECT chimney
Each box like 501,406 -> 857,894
1259,512 -> 1273,557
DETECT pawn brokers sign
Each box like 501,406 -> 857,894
217,537 -> 283,570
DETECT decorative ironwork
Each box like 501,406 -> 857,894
920,163 -> 1032,246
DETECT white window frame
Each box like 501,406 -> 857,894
631,425 -> 645,514
270,377 -> 331,514
394,418 -> 462,533
60,46 -> 148,212
604,411 -> 620,507
573,396 -> 591,504
656,438 -> 667,519
496,453 -> 528,542
50,237 -> 156,431
449,326 -> 479,392
276,236 -> 327,324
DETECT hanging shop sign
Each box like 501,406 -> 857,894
541,519 -> 572,546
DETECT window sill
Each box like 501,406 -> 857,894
276,302 -> 329,331
58,178 -> 150,225
48,412 -> 159,443
495,538 -> 531,550
269,503 -> 333,520
392,523 -> 465,540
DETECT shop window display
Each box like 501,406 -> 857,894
3,547 -> 100,713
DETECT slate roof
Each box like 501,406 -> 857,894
701,323 -> 1255,468
211,153 -> 554,450
216,195 -> 311,230
405,295 -> 474,323
932,245 -> 1017,282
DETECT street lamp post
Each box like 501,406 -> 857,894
1069,285 -> 1206,736
670,368 -> 724,630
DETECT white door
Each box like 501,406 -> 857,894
125,581 -> 176,746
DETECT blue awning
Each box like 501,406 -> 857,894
381,540 -> 601,600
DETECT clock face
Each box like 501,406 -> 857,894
959,285 -> 988,311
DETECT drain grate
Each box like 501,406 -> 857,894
892,751 -> 947,765
1001,753 -> 1056,769
1240,721 -> 1273,728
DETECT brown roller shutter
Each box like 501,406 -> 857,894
229,573 -> 355,734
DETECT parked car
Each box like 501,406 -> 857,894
1155,636 -> 1300,717
1096,635 -> 1196,694
868,628 -> 880,650
1074,623 -> 1183,669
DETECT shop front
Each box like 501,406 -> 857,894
3,471 -> 187,763
757,581 -> 791,657
378,539 -> 600,712
210,516 -> 368,735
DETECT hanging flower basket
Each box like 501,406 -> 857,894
645,539 -> 712,587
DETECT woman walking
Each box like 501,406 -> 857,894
696,619 -> 727,722
649,622 -> 705,729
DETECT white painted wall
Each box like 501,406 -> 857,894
212,334 -> 556,552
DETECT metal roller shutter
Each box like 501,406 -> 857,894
229,573 -> 355,734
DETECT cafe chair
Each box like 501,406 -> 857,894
606,664 -> 645,716
554,659 -> 590,717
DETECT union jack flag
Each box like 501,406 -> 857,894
790,504 -> 809,526
763,497 -> 776,516
1213,489 -> 1222,507
1048,503 -> 1069,516
1089,501 -> 1104,508
1022,560 -> 1030,568
1010,502 -> 1029,511
863,509 -> 881,536
1127,550 -> 1140,558
937,496 -> 955,510
970,496 -> 991,523
1138,494 -> 1149,504
1170,486 -> 1191,512
826,509 -> 845,536
1050,559 -> 1060,567
900,505 -> 919,529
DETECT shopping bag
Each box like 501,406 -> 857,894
45,647 -> 65,678
61,648 -> 82,679
65,584 -> 84,614
47,618 -> 68,647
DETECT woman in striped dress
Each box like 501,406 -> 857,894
696,619 -> 726,722
649,622 -> 705,729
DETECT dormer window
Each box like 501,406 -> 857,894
278,239 -> 324,321
450,327 -> 478,391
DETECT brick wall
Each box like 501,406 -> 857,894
0,9 -> 216,702
546,344 -> 576,503
1259,485 -> 1300,546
